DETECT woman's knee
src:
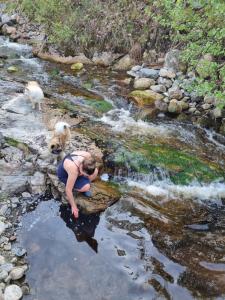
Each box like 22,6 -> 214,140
77,183 -> 90,192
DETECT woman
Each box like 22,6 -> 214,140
57,151 -> 98,219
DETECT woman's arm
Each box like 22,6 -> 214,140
65,169 -> 79,218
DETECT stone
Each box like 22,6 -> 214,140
204,95 -> 215,105
128,90 -> 164,107
0,205 -> 8,216
0,263 -> 13,273
21,192 -> 31,198
12,247 -> 26,257
0,270 -> 8,281
139,68 -> 159,79
159,68 -> 176,79
4,285 -> 23,300
0,222 -> 6,235
133,78 -> 155,90
168,99 -> 182,114
0,256 -> 5,265
7,66 -> 18,73
168,86 -> 183,100
164,49 -> 182,72
202,103 -> 211,110
189,107 -> 197,113
0,176 -> 29,196
143,49 -> 157,64
113,54 -> 135,71
155,99 -> 168,112
1,24 -> 16,35
179,100 -> 189,110
9,266 -> 27,280
92,52 -> 121,66
157,77 -> 173,88
30,171 -> 45,194
150,84 -> 166,93
3,243 -> 11,251
213,108 -> 222,119
70,63 -> 83,71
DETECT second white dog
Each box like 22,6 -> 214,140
25,81 -> 44,111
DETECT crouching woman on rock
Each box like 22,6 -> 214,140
57,151 -> 98,219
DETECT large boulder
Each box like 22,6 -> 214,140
134,78 -> 155,90
113,54 -> 136,71
92,52 -> 121,67
48,174 -> 120,214
128,90 -> 164,107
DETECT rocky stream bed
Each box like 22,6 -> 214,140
0,26 -> 225,300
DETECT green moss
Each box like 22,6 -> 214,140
82,82 -> 93,90
84,99 -> 113,113
129,90 -> 163,106
5,137 -> 30,154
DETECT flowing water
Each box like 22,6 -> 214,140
1,36 -> 225,299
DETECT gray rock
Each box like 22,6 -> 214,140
139,68 -> 159,79
4,284 -> 23,300
0,256 -> 5,265
0,222 -> 6,235
204,95 -> 215,105
155,99 -> 168,112
30,171 -> 45,194
0,175 -> 29,196
189,107 -> 197,113
159,68 -> 176,79
151,84 -> 166,93
213,108 -> 222,118
0,263 -> 13,273
168,99 -> 182,114
92,52 -> 121,66
12,247 -> 26,257
157,77 -> 173,88
0,205 -> 8,217
0,270 -> 8,281
202,103 -> 211,110
164,49 -> 181,72
168,86 -> 183,100
0,133 -> 5,149
9,266 -> 27,280
113,54 -> 135,71
134,78 -> 155,90
3,243 -> 11,251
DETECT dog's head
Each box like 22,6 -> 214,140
48,137 -> 63,155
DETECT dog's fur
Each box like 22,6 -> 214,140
25,81 -> 44,111
48,121 -> 71,162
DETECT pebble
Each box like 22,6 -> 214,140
12,247 -> 26,257
4,284 -> 23,300
0,270 -> 8,281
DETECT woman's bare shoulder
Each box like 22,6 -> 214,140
71,150 -> 91,158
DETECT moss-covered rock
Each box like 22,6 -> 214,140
129,90 -> 164,107
84,99 -> 113,113
71,62 -> 84,71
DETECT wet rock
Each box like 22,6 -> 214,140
2,94 -> 32,115
0,175 -> 29,196
30,171 -> 45,194
113,54 -> 135,71
128,90 -> 164,107
7,66 -> 18,73
0,256 -> 5,265
0,263 -> 13,273
168,86 -> 183,100
9,266 -> 27,280
12,247 -> 26,257
139,68 -> 159,79
71,62 -> 83,71
48,174 -> 120,214
0,205 -> 8,217
168,99 -> 182,114
4,284 -> 23,300
155,99 -> 168,112
150,84 -> 166,93
133,78 -> 155,90
159,68 -> 176,79
21,192 -> 31,198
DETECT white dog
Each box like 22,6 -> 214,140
25,81 -> 44,111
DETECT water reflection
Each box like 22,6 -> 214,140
59,205 -> 100,253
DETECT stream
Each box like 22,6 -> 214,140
1,36 -> 225,299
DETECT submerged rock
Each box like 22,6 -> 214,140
4,284 -> 23,300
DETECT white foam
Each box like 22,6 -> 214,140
126,179 -> 225,202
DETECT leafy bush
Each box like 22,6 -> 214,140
146,0 -> 225,105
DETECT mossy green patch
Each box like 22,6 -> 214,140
129,90 -> 164,107
84,99 -> 113,113
5,137 -> 30,154
82,82 -> 93,90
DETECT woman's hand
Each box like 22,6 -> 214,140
72,206 -> 79,219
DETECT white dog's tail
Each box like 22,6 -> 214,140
54,121 -> 70,134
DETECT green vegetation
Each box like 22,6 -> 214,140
146,0 -> 225,105
84,99 -> 113,113
113,144 -> 224,185
5,137 -> 30,154
9,0 -> 150,55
